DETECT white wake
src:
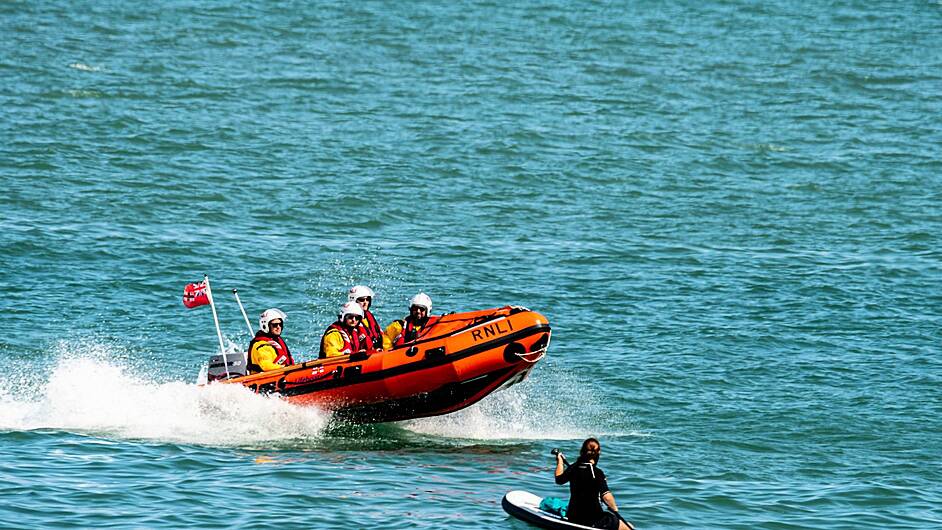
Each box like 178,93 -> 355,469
0,354 -> 329,446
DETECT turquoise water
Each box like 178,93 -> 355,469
2,0 -> 942,528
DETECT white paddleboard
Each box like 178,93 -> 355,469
502,490 -> 599,530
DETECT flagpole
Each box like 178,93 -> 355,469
232,289 -> 254,336
203,274 -> 230,379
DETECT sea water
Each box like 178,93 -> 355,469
1,1 -> 941,528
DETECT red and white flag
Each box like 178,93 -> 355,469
183,280 -> 210,308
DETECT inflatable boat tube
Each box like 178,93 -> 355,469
216,306 -> 550,423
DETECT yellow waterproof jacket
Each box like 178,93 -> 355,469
321,328 -> 348,359
247,332 -> 293,374
320,322 -> 375,359
383,317 -> 436,350
382,321 -> 403,351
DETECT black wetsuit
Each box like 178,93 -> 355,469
555,458 -> 618,530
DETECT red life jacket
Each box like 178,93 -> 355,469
393,316 -> 439,347
319,321 -> 374,359
247,331 -> 294,374
362,310 -> 383,350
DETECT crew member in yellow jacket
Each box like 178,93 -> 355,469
319,301 -> 376,359
246,308 -> 295,374
383,292 -> 437,350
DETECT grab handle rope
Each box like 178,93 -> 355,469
513,334 -> 550,364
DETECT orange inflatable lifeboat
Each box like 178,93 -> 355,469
208,306 -> 550,423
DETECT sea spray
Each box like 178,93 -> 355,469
402,365 -> 618,440
0,354 -> 329,446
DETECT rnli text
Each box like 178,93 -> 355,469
471,319 -> 514,342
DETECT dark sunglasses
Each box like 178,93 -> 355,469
344,314 -> 362,320
269,321 -> 284,328
356,297 -> 372,303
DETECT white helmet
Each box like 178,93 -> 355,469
409,292 -> 432,312
259,308 -> 287,333
339,301 -> 365,320
348,285 -> 375,302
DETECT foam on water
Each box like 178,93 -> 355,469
401,388 -> 586,440
402,368 -> 629,441
0,348 -> 329,446
68,62 -> 101,72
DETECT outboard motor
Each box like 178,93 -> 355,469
207,352 -> 248,382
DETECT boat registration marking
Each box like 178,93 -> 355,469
470,317 -> 514,342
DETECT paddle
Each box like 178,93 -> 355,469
551,449 -> 635,530
611,508 -> 635,529
551,447 -> 570,466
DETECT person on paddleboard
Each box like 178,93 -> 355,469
383,292 -> 438,349
555,438 -> 634,530
319,301 -> 376,359
246,308 -> 295,374
348,285 -> 384,351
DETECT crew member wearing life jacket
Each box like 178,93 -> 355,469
247,308 -> 295,374
348,285 -> 384,351
320,301 -> 376,359
383,292 -> 438,350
